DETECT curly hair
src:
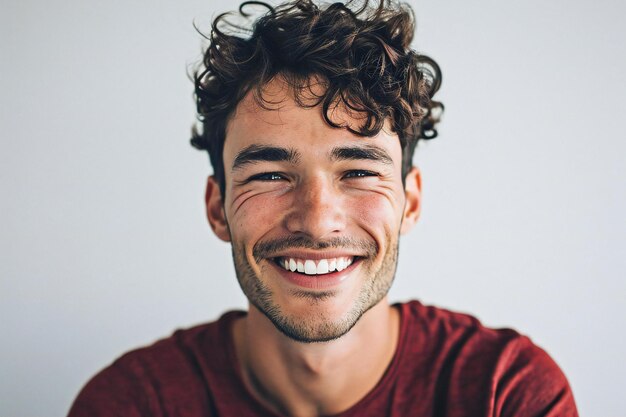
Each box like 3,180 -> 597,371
191,0 -> 443,195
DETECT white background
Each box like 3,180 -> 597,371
1,0 -> 624,416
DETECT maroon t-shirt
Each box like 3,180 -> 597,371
68,301 -> 578,416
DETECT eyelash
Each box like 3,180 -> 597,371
246,170 -> 379,182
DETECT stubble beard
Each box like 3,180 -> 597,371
230,235 -> 400,343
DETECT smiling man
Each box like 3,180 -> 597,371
213,78 -> 413,349
68,1 -> 578,416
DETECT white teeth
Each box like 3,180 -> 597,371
337,258 -> 346,271
278,257 -> 354,275
304,260 -> 316,275
317,259 -> 329,274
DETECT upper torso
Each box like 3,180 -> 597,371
67,300 -> 578,417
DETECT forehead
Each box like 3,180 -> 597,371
224,77 -> 402,160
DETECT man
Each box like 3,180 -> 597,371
68,0 -> 578,416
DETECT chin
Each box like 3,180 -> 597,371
261,303 -> 364,343
258,282 -> 387,344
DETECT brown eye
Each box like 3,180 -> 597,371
343,170 -> 378,179
249,172 -> 286,181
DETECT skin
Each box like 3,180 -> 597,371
205,77 -> 422,417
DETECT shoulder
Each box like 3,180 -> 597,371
398,300 -> 555,354
67,311 -> 244,417
488,333 -> 578,416
397,300 -> 522,356
394,301 -> 578,416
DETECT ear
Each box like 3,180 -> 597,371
400,166 -> 422,235
205,176 -> 231,242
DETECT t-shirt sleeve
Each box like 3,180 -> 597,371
67,359 -> 153,417
494,337 -> 578,417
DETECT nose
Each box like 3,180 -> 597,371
284,175 -> 346,240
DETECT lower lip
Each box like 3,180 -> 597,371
271,260 -> 360,290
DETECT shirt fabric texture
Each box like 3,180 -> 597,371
68,300 -> 578,416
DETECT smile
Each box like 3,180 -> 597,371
275,257 -> 355,275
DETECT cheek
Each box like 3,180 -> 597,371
346,192 -> 403,232
227,194 -> 287,240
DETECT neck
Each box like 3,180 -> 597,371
233,299 -> 400,417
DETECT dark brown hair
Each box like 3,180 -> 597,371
191,0 -> 443,195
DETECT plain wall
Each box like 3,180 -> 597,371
1,0 -> 624,416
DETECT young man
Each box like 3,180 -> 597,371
68,1 -> 578,416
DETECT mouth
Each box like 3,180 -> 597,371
267,252 -> 365,290
273,256 -> 357,276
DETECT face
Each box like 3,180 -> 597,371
206,77 -> 421,343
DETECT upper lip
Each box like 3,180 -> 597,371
270,250 -> 363,260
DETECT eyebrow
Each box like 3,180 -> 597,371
232,144 -> 301,171
329,145 -> 393,165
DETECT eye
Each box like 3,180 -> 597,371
343,170 -> 379,179
248,172 -> 286,181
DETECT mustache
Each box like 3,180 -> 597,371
253,235 -> 378,263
